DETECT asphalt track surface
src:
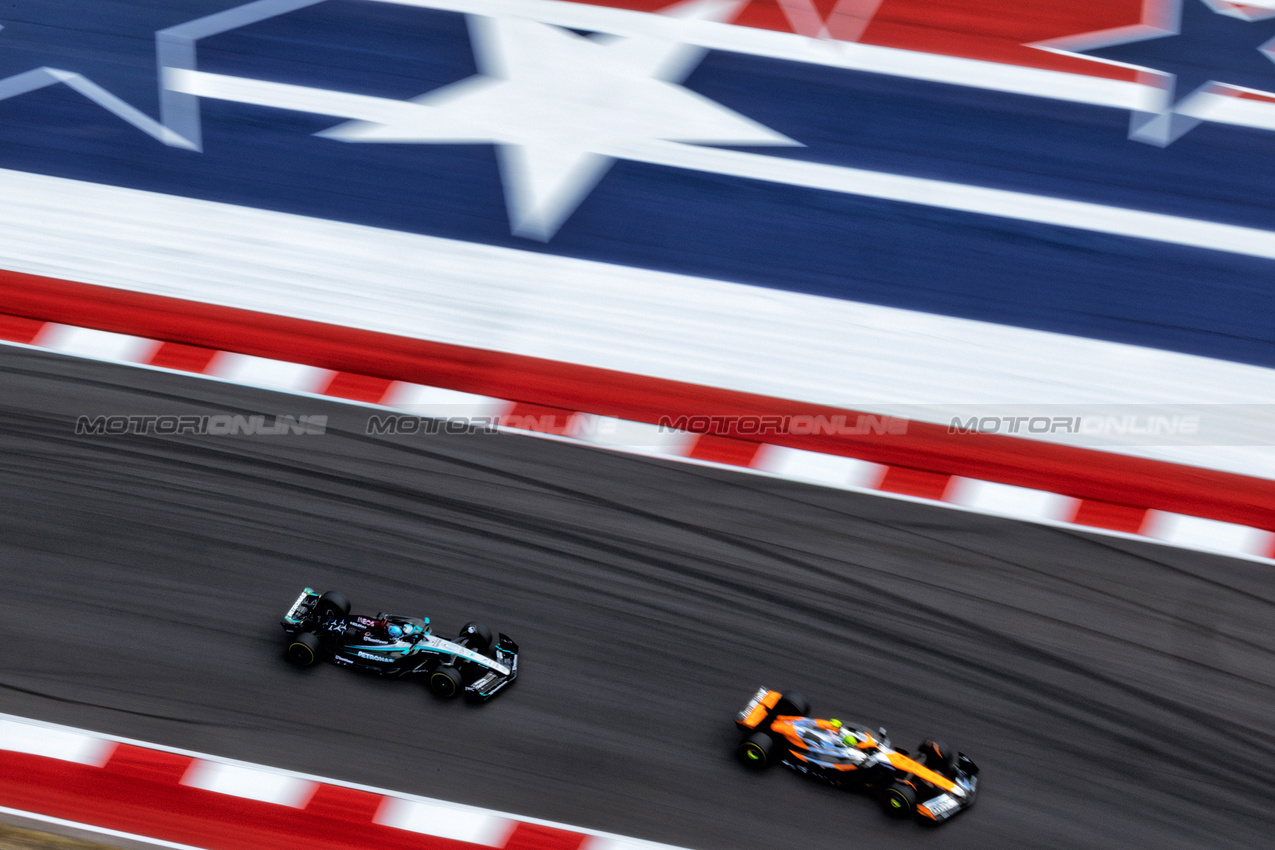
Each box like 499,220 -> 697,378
1,345 -> 1273,850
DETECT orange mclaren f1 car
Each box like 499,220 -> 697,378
734,687 -> 979,823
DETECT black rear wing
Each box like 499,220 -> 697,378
280,587 -> 321,633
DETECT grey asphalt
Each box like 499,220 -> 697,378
0,345 -> 1272,850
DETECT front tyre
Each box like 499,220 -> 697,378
917,739 -> 958,778
429,666 -> 463,698
286,632 -> 321,667
880,782 -> 918,819
738,732 -> 775,769
458,620 -> 494,655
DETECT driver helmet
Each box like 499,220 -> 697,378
827,719 -> 853,745
828,721 -> 861,747
386,623 -> 403,639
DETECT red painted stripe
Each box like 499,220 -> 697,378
1233,89 -> 1275,103
4,269 -> 1275,530
858,0 -> 1143,79
574,0 -> 1143,79
503,823 -> 588,850
148,341 -> 219,373
104,744 -> 191,784
321,371 -> 397,403
687,434 -> 763,467
304,783 -> 386,823
1070,499 -> 1148,534
878,466 -> 951,501
506,402 -> 576,435
0,750 -> 482,850
727,0 -> 793,34
0,314 -> 44,344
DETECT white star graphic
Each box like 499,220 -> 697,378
318,0 -> 797,239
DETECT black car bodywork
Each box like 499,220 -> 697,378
280,587 -> 518,701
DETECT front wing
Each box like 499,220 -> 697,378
917,755 -> 979,823
464,634 -> 519,701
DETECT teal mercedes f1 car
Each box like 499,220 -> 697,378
280,587 -> 518,702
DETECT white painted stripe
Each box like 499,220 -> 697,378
569,414 -> 697,455
367,0 -> 1144,108
0,718 -> 116,766
619,138 -> 1275,262
33,324 -> 161,364
173,70 -> 1260,262
944,478 -> 1080,522
1179,90 -> 1275,132
752,445 -> 885,489
1140,511 -> 1275,556
6,169 -> 1275,482
205,352 -> 334,393
381,382 -> 513,419
374,797 -> 515,846
181,760 -> 319,808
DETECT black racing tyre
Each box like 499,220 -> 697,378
458,620 -> 494,655
881,782 -> 918,819
917,739 -> 958,778
429,666 -> 463,698
286,632 -> 321,667
738,732 -> 775,769
316,590 -> 350,620
774,691 -> 810,717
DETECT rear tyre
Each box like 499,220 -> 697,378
429,666 -> 463,698
316,590 -> 350,620
738,732 -> 775,769
917,739 -> 958,778
458,620 -> 494,655
774,691 -> 810,717
286,632 -> 321,667
880,782 -> 918,819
